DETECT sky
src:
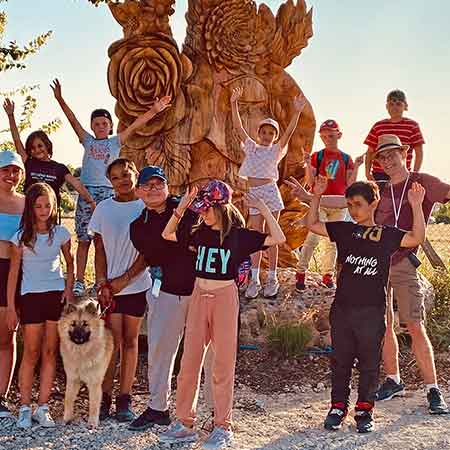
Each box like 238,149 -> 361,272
1,0 -> 449,181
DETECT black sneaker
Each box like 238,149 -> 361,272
375,378 -> 405,401
128,407 -> 171,431
115,394 -> 136,422
324,403 -> 347,431
427,388 -> 449,415
99,393 -> 112,421
355,406 -> 375,433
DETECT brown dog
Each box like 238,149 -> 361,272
58,300 -> 113,427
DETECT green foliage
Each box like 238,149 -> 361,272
60,190 -> 75,213
267,319 -> 313,358
433,203 -> 450,224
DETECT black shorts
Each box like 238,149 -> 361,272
112,290 -> 147,318
18,291 -> 64,324
0,258 -> 21,308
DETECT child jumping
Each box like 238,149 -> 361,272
7,182 -> 74,429
230,86 -> 307,299
160,180 -> 285,449
51,78 -> 170,296
306,176 -> 425,433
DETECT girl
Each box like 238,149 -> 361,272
52,78 -> 171,297
0,151 -> 25,427
88,158 -> 151,422
7,182 -> 74,429
160,180 -> 285,449
230,87 -> 307,299
3,99 -> 96,216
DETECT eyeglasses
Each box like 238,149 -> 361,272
376,152 -> 396,162
139,182 -> 166,191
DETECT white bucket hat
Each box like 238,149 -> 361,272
0,150 -> 25,171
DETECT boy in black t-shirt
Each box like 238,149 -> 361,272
306,175 -> 426,433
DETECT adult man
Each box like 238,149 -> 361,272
286,134 -> 450,414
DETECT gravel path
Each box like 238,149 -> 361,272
1,385 -> 450,450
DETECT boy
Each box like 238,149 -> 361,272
51,78 -> 170,296
306,175 -> 425,433
364,89 -> 425,184
296,120 -> 362,290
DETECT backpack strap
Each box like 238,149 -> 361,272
317,149 -> 350,173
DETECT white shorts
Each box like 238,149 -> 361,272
249,182 -> 284,215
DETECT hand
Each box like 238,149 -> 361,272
365,170 -> 375,182
313,175 -> 328,196
230,86 -> 243,103
6,307 -> 18,332
151,96 -> 171,114
304,152 -> 312,167
110,276 -> 127,296
293,92 -> 308,113
62,287 -> 74,305
50,78 -> 63,101
407,182 -> 425,206
179,185 -> 198,211
354,154 -> 365,167
244,192 -> 269,213
3,98 -> 14,116
97,284 -> 113,309
284,176 -> 311,201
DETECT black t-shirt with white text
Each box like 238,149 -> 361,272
326,221 -> 406,307
178,225 -> 267,281
24,158 -> 70,206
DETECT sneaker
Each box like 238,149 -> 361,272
17,405 -> 32,429
245,279 -> 261,299
324,403 -> 347,431
115,394 -> 135,422
202,426 -> 233,450
99,393 -> 112,421
159,421 -> 198,444
427,388 -> 449,415
263,278 -> 280,298
375,378 -> 405,401
128,407 -> 171,431
0,396 -> 15,428
73,280 -> 86,296
295,272 -> 306,292
322,274 -> 335,289
32,404 -> 56,428
354,403 -> 375,433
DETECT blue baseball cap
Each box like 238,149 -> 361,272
0,150 -> 25,171
137,166 -> 167,185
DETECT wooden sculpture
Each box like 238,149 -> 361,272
107,0 -> 315,266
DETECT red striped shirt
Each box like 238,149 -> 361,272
364,118 -> 425,173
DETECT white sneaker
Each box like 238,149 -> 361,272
159,421 -> 198,444
32,404 -> 56,428
17,405 -> 32,429
73,280 -> 86,296
245,279 -> 261,299
202,426 -> 234,450
263,278 -> 280,298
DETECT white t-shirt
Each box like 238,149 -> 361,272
88,197 -> 151,296
10,225 -> 71,295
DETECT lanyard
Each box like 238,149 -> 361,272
390,173 -> 410,227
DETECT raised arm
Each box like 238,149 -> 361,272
6,243 -> 22,330
346,154 -> 365,186
305,175 -> 330,238
64,174 -> 96,210
230,87 -> 250,142
119,96 -> 171,145
162,187 -> 198,242
278,93 -> 307,150
51,78 -> 87,142
61,238 -> 75,304
303,152 -> 316,187
400,182 -> 426,248
365,146 -> 375,181
3,99 -> 27,162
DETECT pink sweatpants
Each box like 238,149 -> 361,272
175,281 -> 239,429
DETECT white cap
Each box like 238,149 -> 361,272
258,118 -> 280,137
0,150 -> 25,171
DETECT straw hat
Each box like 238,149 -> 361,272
374,134 -> 409,157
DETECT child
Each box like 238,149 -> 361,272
3,99 -> 96,215
88,158 -> 151,422
51,78 -> 170,296
364,89 -> 425,184
230,86 -> 306,299
7,182 -> 74,429
160,180 -> 285,449
306,175 -> 425,433
296,119 -> 363,290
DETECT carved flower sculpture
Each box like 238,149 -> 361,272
204,0 -> 257,74
108,34 -> 189,139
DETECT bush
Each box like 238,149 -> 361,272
267,319 -> 313,358
60,190 -> 75,213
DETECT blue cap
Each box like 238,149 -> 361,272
0,150 -> 25,171
137,166 -> 167,185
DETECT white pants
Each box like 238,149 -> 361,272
297,207 -> 347,275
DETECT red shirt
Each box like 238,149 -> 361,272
311,149 -> 354,195
364,118 -> 425,174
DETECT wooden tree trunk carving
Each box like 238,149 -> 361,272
107,0 -> 315,266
